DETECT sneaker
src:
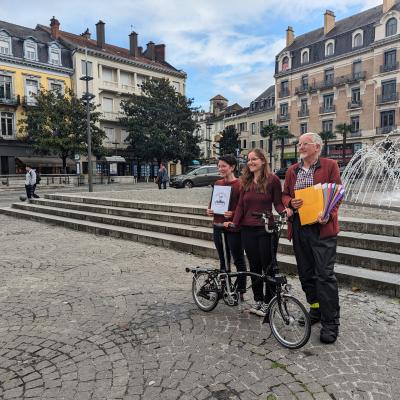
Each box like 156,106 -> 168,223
320,323 -> 339,344
249,301 -> 263,314
255,302 -> 269,317
298,307 -> 321,326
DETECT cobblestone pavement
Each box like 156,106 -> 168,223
0,214 -> 399,400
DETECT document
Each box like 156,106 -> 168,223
295,184 -> 324,225
210,185 -> 232,215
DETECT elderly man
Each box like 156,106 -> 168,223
282,132 -> 342,344
24,164 -> 36,200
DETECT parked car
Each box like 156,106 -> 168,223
169,165 -> 219,188
275,167 -> 288,179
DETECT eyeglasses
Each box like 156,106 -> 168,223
297,142 -> 316,147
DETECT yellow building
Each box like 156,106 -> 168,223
0,19 -> 73,174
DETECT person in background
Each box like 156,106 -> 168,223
157,163 -> 169,189
207,155 -> 247,299
225,149 -> 292,317
282,132 -> 342,344
24,165 -> 36,200
32,169 -> 40,198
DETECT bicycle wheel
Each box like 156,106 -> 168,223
269,295 -> 311,349
192,272 -> 219,312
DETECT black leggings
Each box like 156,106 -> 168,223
241,226 -> 274,303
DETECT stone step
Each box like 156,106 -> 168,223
44,194 -> 400,237
1,206 -> 399,298
30,198 -> 400,255
10,202 -> 400,274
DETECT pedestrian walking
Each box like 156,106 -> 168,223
24,165 -> 36,200
32,169 -> 40,198
225,149 -> 292,317
282,132 -> 342,344
207,154 -> 247,298
157,163 -> 169,189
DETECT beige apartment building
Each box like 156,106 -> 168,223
274,0 -> 400,166
38,17 -> 186,177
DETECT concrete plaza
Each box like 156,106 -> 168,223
0,193 -> 399,399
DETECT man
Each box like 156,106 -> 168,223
24,165 -> 36,200
157,163 -> 169,190
282,132 -> 342,344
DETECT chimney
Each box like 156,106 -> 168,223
286,26 -> 294,47
155,44 -> 165,62
324,10 -> 335,35
81,28 -> 91,40
146,41 -> 155,61
383,0 -> 396,13
96,20 -> 105,49
50,16 -> 60,40
138,46 -> 143,55
129,31 -> 138,57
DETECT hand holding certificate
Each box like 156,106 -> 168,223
210,185 -> 232,215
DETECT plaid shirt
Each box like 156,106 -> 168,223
294,160 -> 318,190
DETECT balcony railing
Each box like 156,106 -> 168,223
318,79 -> 334,90
319,105 -> 336,114
277,114 -> 290,123
278,89 -> 290,98
376,126 -> 397,135
380,62 -> 399,73
22,96 -> 37,107
348,100 -> 362,109
295,85 -> 308,95
377,93 -> 399,104
297,109 -> 309,117
0,95 -> 19,106
350,130 -> 362,137
101,111 -> 124,121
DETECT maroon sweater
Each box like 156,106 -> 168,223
233,174 -> 285,227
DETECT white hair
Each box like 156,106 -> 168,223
301,132 -> 323,155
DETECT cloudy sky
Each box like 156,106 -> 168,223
2,0 -> 381,110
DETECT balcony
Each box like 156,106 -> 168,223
379,62 -> 399,73
277,114 -> 290,123
348,100 -> 362,109
0,95 -> 19,106
295,85 -> 309,95
318,79 -> 334,90
376,126 -> 397,135
22,96 -> 37,107
319,105 -> 336,114
100,111 -> 124,121
278,89 -> 290,98
345,71 -> 367,84
99,80 -> 136,95
297,109 -> 309,118
350,130 -> 362,137
377,93 -> 399,104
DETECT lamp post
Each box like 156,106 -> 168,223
80,48 -> 95,192
205,119 -> 213,160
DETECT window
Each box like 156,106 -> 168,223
50,82 -> 62,93
380,110 -> 395,131
102,67 -> 113,82
24,40 -> 37,61
382,79 -> 396,100
81,60 -> 93,77
386,18 -> 397,37
259,140 -> 264,149
260,120 -> 264,129
104,127 -> 115,143
0,32 -> 11,55
280,103 -> 288,116
0,112 -> 14,136
102,97 -> 113,112
282,56 -> 289,71
171,81 -> 180,92
49,45 -> 61,65
301,50 -> 309,64
323,94 -> 334,111
300,98 -> 308,114
137,74 -> 146,89
280,80 -> 289,97
384,50 -> 396,68
239,122 -> 247,132
268,119 -> 273,126
25,79 -> 38,105
325,41 -> 334,57
251,122 -> 256,135
353,33 -> 363,48
242,139 -> 247,149
251,141 -> 256,149
353,61 -> 362,79
300,123 -> 308,134
351,116 -> 360,133
0,75 -> 12,100
324,68 -> 334,84
121,130 -> 129,143
351,88 -> 361,105
120,71 -> 131,86
301,75 -> 308,90
322,120 -> 333,133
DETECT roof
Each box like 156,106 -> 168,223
37,24 -> 184,76
210,94 -> 228,101
283,2 -> 400,52
0,20 -> 56,44
253,85 -> 275,102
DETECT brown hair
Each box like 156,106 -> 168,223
240,148 -> 271,193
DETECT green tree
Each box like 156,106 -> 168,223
19,88 -> 105,173
262,124 -> 293,168
219,125 -> 241,156
335,123 -> 352,165
120,78 -> 200,165
319,131 -> 335,157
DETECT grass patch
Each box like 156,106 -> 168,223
271,361 -> 286,369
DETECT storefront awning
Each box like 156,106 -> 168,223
16,157 -> 75,167
104,156 -> 126,163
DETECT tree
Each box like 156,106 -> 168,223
120,78 -> 200,165
319,131 -> 335,157
261,124 -> 275,167
262,124 -> 293,168
19,88 -> 105,173
335,123 -> 352,166
219,125 -> 241,156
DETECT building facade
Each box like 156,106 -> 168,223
274,0 -> 400,166
0,19 -> 73,174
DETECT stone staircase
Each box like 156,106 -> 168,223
1,194 -> 400,297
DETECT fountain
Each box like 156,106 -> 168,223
342,130 -> 400,209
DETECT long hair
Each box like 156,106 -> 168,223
240,148 -> 272,193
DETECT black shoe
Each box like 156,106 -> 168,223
298,308 -> 321,326
320,323 -> 339,344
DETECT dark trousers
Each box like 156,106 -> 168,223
32,184 -> 39,198
241,226 -> 274,303
25,184 -> 33,199
213,226 -> 247,293
158,181 -> 167,189
292,215 -> 340,324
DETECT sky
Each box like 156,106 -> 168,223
1,0 -> 382,110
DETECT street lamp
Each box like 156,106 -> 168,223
80,48 -> 95,192
205,119 -> 213,160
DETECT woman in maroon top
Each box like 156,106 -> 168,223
207,154 -> 247,295
225,149 -> 291,317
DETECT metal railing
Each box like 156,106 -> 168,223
277,114 -> 290,122
348,100 -> 363,109
376,126 -> 397,135
297,109 -> 309,117
0,95 -> 19,106
379,62 -> 399,73
278,89 -> 290,98
319,105 -> 336,114
377,93 -> 399,104
0,174 -> 75,187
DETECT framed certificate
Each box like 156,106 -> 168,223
210,185 -> 232,215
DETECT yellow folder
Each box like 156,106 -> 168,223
294,184 -> 324,225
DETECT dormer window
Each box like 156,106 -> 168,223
352,31 -> 363,48
386,17 -> 397,37
49,44 -> 61,66
282,56 -> 289,71
301,49 -> 309,64
325,40 -> 335,57
0,31 -> 12,55
24,40 -> 37,61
